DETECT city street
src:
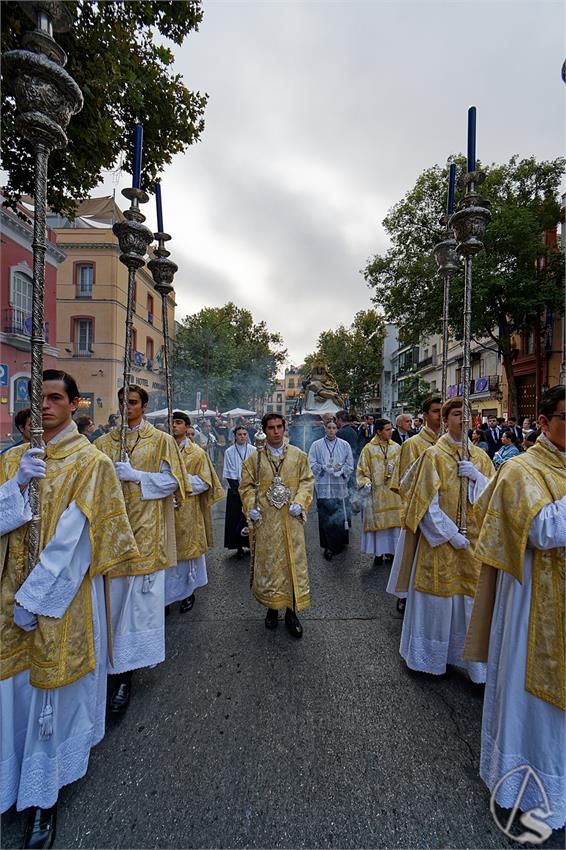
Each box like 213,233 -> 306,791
2,501 -> 563,850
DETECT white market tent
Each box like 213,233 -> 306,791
222,407 -> 257,417
144,408 -> 194,420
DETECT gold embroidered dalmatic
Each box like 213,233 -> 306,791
96,421 -> 187,577
391,427 -> 439,502
175,440 -> 224,560
356,438 -> 402,532
240,444 -> 314,611
0,429 -> 138,689
464,436 -> 565,710
400,434 -> 494,597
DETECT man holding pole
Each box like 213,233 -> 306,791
96,385 -> 186,715
395,397 -> 493,680
240,413 -> 314,638
0,370 -> 137,848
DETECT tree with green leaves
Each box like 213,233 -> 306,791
363,155 -> 565,417
1,1 -> 207,216
173,303 -> 287,412
302,309 -> 386,410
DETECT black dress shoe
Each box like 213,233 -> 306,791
265,608 -> 279,629
323,548 -> 333,561
180,593 -> 195,613
23,804 -> 57,849
396,598 -> 406,615
285,608 -> 303,639
109,673 -> 132,715
373,555 -> 384,567
236,547 -> 245,560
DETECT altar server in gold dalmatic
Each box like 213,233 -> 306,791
396,397 -> 493,681
240,413 -> 314,639
356,419 -> 403,567
166,411 -> 224,613
387,395 -> 442,612
96,385 -> 186,715
0,370 -> 137,849
464,384 -> 565,831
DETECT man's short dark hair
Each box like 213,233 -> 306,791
118,384 -> 149,406
15,407 -> 31,432
172,411 -> 191,426
233,425 -> 248,436
30,369 -> 79,402
508,415 -> 517,423
375,418 -> 391,432
261,412 -> 286,430
75,415 -> 93,434
422,395 -> 441,414
539,384 -> 565,417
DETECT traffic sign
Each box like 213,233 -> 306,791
0,364 -> 8,387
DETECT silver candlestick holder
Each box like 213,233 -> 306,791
3,0 -> 83,570
147,233 -> 178,436
113,188 -> 153,460
433,217 -> 460,404
449,171 -> 491,534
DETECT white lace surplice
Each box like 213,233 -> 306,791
164,472 -> 209,605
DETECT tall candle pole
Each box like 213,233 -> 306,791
3,1 -> 83,571
433,163 -> 459,405
148,229 -> 178,437
449,119 -> 490,535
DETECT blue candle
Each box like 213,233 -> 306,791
155,182 -> 164,232
467,106 -> 476,173
132,124 -> 143,189
447,163 -> 456,215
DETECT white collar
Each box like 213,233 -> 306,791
46,420 -> 78,445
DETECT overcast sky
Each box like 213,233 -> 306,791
101,0 -> 565,366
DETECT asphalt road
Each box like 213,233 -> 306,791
3,500 -> 564,849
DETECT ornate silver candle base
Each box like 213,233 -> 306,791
449,171 -> 491,534
3,1 -> 83,571
147,232 -> 178,437
113,188 -> 153,459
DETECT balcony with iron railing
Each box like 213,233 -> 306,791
446,375 -> 500,398
3,307 -> 49,342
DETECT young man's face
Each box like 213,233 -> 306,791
18,417 -> 31,443
367,415 -> 374,425
172,418 -> 189,439
488,416 -> 498,428
187,427 -> 196,442
325,422 -> 338,440
120,391 -> 147,425
264,418 -> 285,447
235,428 -> 248,445
539,400 -> 565,452
42,380 -> 79,434
424,404 -> 442,432
445,406 -> 464,438
378,422 -> 393,440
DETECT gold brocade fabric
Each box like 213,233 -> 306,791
390,427 -> 438,502
175,441 -> 224,560
239,445 -> 314,611
464,436 -> 565,710
96,422 -> 187,577
403,434 -> 494,597
356,438 -> 402,532
0,429 -> 138,689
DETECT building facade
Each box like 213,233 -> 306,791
263,378 -> 285,415
283,366 -> 301,416
51,196 -> 175,423
0,201 -> 63,442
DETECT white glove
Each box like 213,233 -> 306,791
449,532 -> 470,550
115,455 -> 142,483
458,460 -> 481,482
15,448 -> 46,486
362,482 -> 372,495
289,502 -> 302,517
14,604 -> 38,632
249,507 -> 261,522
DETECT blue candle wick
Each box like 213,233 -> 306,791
132,124 -> 143,189
467,106 -> 476,173
155,183 -> 164,233
447,163 -> 457,215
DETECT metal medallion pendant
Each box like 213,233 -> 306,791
266,474 -> 291,509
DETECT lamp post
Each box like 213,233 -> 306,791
3,0 -> 83,569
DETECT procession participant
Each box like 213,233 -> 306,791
240,412 -> 314,638
223,425 -> 256,559
463,385 -> 565,831
308,418 -> 354,560
387,396 -> 442,612
356,419 -> 403,567
0,370 -> 137,848
396,397 -> 493,681
96,385 -> 186,715
0,449 -> 44,534
166,412 -> 224,613
1,408 -> 31,453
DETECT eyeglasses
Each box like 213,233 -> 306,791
547,412 -> 566,421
